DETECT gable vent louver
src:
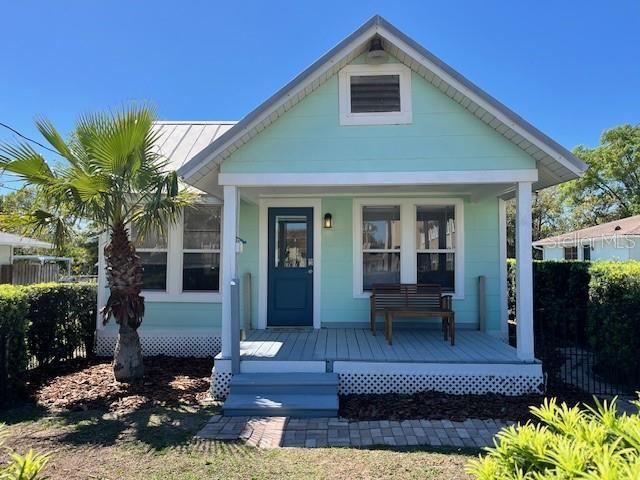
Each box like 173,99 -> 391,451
350,74 -> 401,113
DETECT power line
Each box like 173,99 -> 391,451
0,121 -> 62,156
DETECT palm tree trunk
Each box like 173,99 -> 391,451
102,221 -> 145,382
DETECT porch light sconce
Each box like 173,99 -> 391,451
323,213 -> 333,229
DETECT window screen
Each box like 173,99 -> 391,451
182,205 -> 221,292
131,226 -> 168,291
350,75 -> 401,113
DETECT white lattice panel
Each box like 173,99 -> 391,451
96,335 -> 221,358
212,368 -> 232,399
338,373 -> 544,396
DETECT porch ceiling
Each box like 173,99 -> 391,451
236,183 -> 515,204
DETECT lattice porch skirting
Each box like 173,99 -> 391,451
96,333 -> 221,358
210,362 -> 544,400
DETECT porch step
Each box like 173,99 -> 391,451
229,373 -> 338,395
223,373 -> 339,417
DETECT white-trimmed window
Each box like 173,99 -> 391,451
416,206 -> 456,292
353,198 -> 464,299
182,205 -> 221,292
122,198 -> 223,303
362,206 -> 401,290
339,64 -> 412,126
131,226 -> 168,292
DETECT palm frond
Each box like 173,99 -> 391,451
35,117 -> 81,167
0,142 -> 56,185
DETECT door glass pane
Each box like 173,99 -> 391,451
362,206 -> 401,249
417,252 -> 454,291
275,215 -> 307,268
363,252 -> 400,290
416,206 -> 455,250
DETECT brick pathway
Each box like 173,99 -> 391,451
196,415 -> 511,449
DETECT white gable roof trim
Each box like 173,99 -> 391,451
178,15 -> 586,192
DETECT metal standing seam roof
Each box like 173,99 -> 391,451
152,121 -> 236,172
533,214 -> 640,246
177,15 -> 586,194
0,231 -> 53,249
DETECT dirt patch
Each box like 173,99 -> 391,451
32,356 -> 213,413
339,391 -> 595,423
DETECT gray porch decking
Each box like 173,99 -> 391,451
231,328 -> 523,364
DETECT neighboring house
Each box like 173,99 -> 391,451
96,16 -> 586,413
0,231 -> 53,265
534,215 -> 640,261
0,232 -> 55,284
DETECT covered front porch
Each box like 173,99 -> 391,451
234,328 -> 523,364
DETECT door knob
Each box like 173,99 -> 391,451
307,269 -> 313,274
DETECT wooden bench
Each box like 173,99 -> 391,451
370,284 -> 455,345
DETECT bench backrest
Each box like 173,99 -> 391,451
371,283 -> 443,309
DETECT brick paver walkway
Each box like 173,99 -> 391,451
196,415 -> 511,449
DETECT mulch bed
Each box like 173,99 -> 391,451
339,391 -> 595,423
31,355 -> 214,413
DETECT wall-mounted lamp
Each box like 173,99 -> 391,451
323,213 -> 333,229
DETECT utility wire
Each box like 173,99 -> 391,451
0,121 -> 62,156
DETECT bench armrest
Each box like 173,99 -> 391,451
441,295 -> 453,310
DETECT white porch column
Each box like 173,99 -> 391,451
498,198 -> 508,340
221,185 -> 239,362
515,182 -> 535,361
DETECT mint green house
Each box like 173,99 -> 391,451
96,16 -> 585,414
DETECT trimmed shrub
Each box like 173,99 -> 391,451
507,260 -> 590,318
24,283 -> 97,366
587,261 -> 640,385
467,397 -> 640,479
0,285 -> 30,397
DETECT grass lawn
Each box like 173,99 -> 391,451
1,404 -> 475,479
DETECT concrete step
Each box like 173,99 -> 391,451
229,373 -> 338,395
223,393 -> 339,418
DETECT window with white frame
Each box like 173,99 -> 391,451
354,199 -> 463,298
182,205 -> 221,292
362,206 -> 401,290
131,226 -> 168,291
339,64 -> 412,126
416,206 -> 456,292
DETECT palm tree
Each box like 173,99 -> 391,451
0,106 -> 193,382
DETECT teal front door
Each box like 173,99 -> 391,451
267,207 -> 314,326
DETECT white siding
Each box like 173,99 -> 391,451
0,245 -> 11,265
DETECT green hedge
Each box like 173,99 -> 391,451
24,283 -> 97,366
507,260 -> 590,318
508,260 -> 640,388
0,285 -> 30,397
587,261 -> 640,384
0,283 -> 97,402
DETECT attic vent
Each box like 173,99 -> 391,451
614,225 -> 622,231
350,75 -> 401,113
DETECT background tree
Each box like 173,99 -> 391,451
0,106 -> 192,382
559,124 -> 640,228
0,186 -> 99,275
506,187 -> 567,258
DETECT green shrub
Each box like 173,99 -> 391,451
0,285 -> 29,398
24,283 -> 97,366
0,423 -> 49,479
587,261 -> 640,385
507,260 -> 590,319
467,396 -> 640,479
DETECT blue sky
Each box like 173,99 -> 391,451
1,0 -> 639,192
